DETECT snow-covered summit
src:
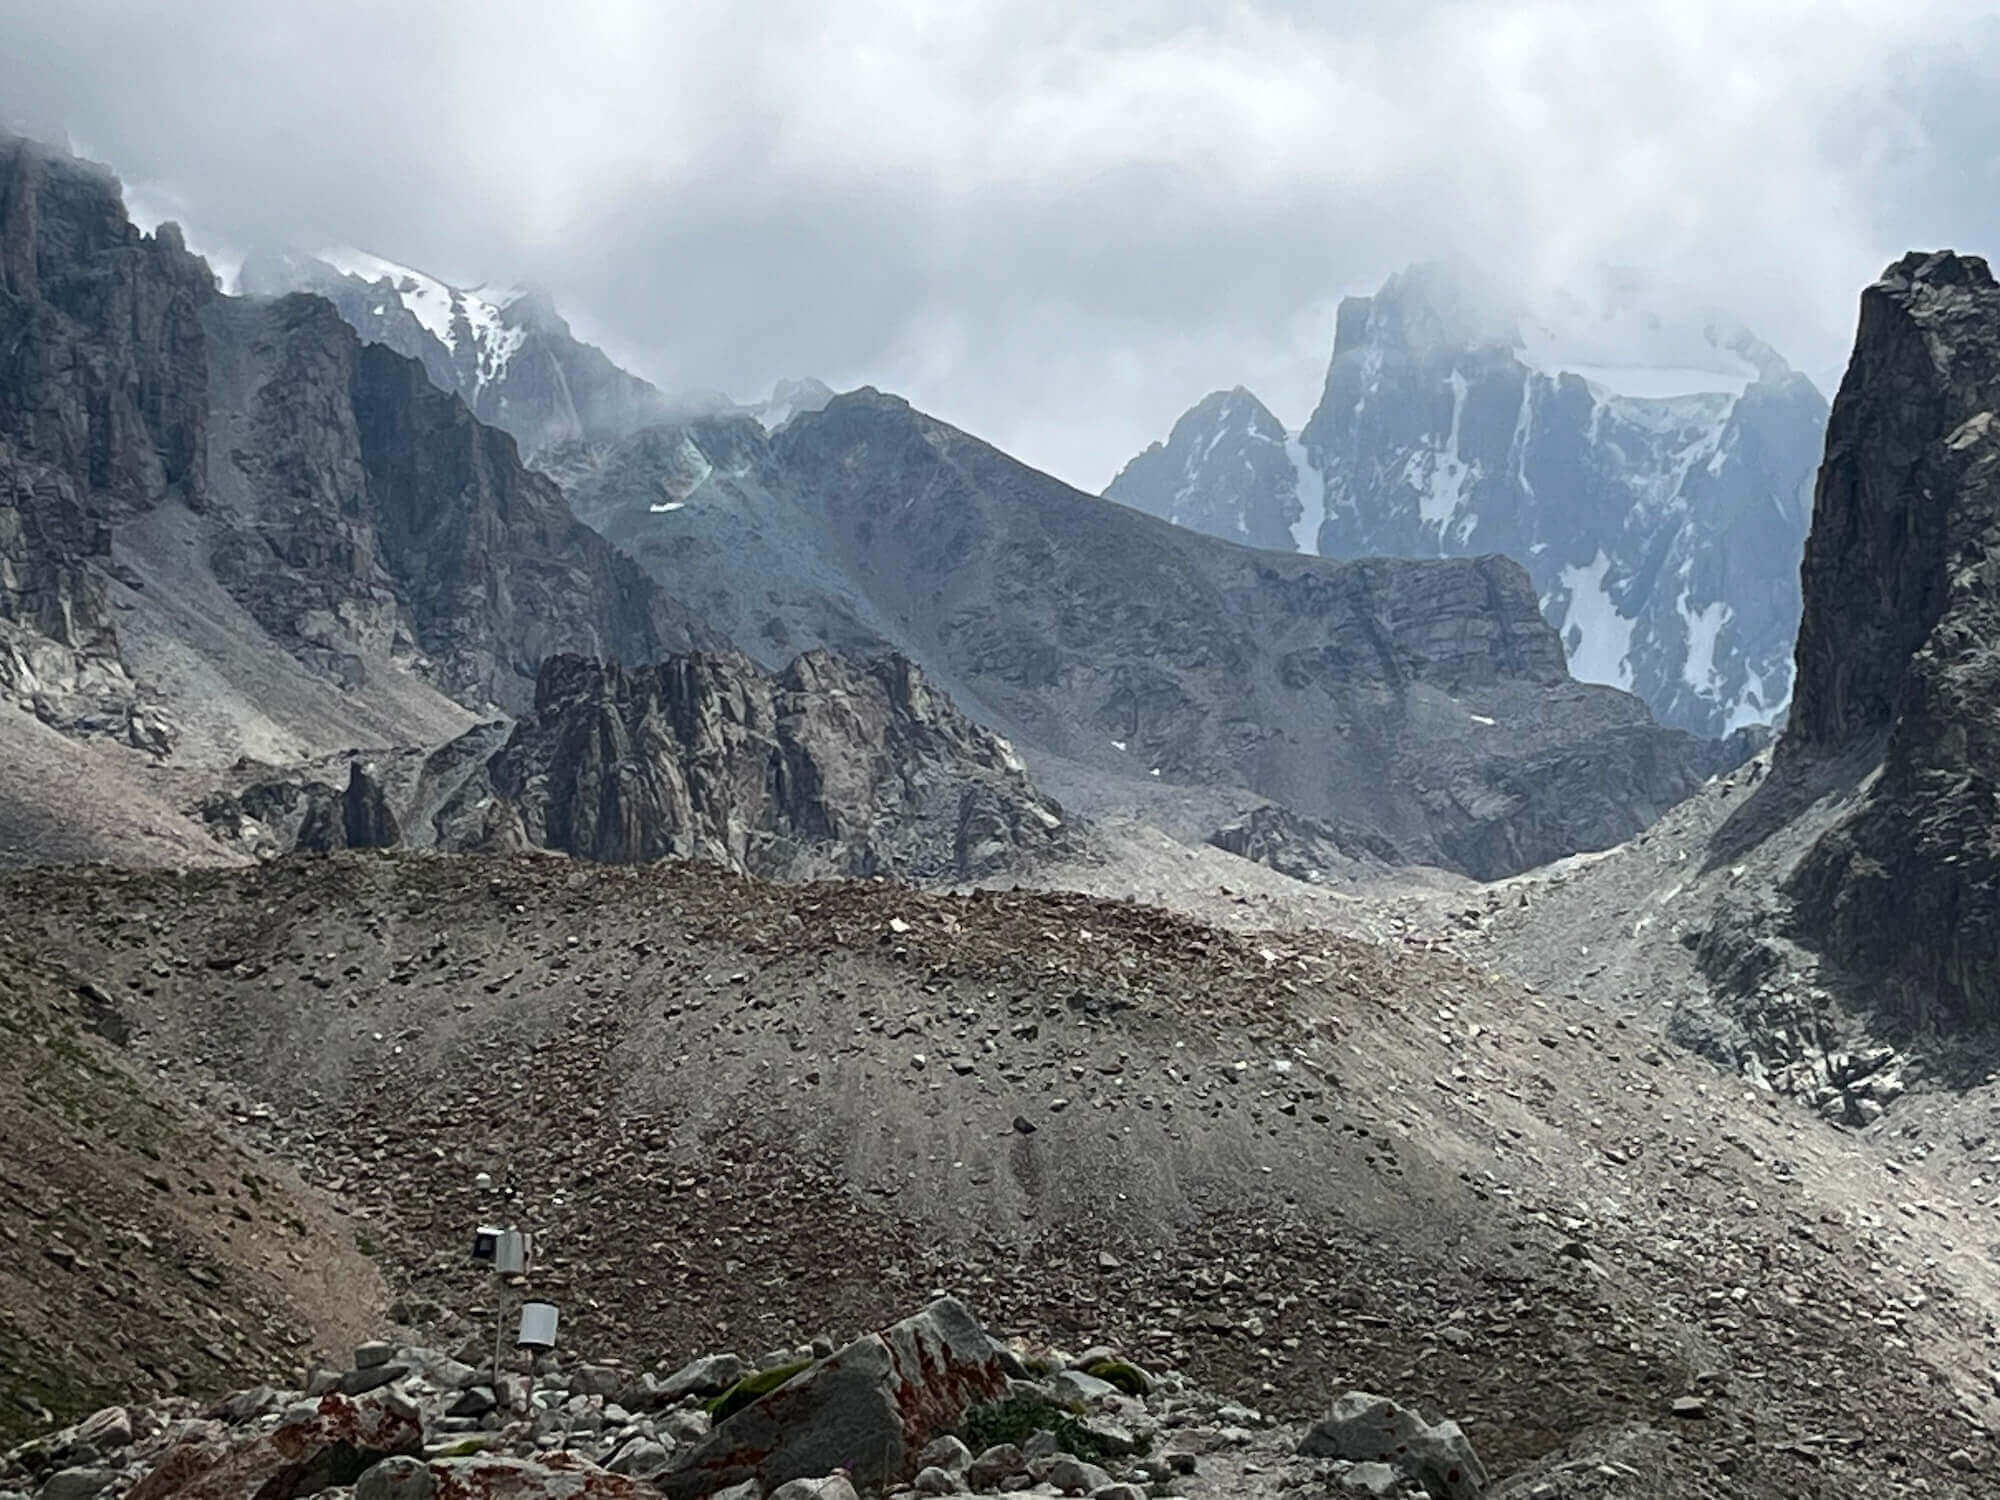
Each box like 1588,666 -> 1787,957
1106,262 -> 1830,741
239,247 -> 671,458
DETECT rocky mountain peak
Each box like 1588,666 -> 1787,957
1788,249 -> 2000,752
1759,249 -> 2000,1023
1102,386 -> 1304,551
1109,261 -> 1828,741
1333,259 -> 1521,364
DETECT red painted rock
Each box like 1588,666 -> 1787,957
126,1392 -> 423,1500
428,1451 -> 659,1499
659,1298 -> 1011,1500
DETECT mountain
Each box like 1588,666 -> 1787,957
1100,387 -> 1312,553
560,389 -> 1740,879
0,132 -> 719,860
236,248 -> 686,460
1106,263 -> 1829,741
238,250 -> 837,461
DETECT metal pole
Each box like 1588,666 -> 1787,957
492,1277 -> 508,1392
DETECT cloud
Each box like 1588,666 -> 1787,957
4,0 -> 1997,488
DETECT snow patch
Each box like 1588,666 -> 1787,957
319,248 -> 459,347
317,248 -> 526,391
1678,591 -> 1732,698
1407,368 -> 1475,541
649,501 -> 686,514
1285,434 -> 1325,555
1557,551 -> 1637,692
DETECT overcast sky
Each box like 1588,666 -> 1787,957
5,0 -> 1997,489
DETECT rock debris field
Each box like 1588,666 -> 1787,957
3,854 -> 1999,1496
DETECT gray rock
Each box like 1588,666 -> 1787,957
1047,1370 -> 1116,1405
661,1409 -> 712,1444
36,1469 -> 116,1500
711,1483 -> 763,1500
966,1443 -> 1026,1492
606,1440 -> 671,1479
355,1455 -> 436,1500
306,1369 -> 343,1397
657,1298 -> 1010,1500
355,1341 -> 397,1370
1298,1393 -> 1487,1500
447,1388 -> 497,1419
342,1365 -> 411,1397
912,1467 -> 959,1496
73,1410 -> 131,1453
1087,1486 -> 1146,1500
572,1364 -> 624,1398
219,1386 -> 280,1425
1039,1457 -> 1111,1495
768,1479 -> 860,1500
1340,1462 -> 1418,1497
916,1435 -> 972,1475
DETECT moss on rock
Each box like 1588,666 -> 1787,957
704,1358 -> 814,1423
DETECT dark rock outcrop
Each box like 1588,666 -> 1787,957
1208,804 -> 1403,882
434,649 -> 1069,880
0,135 -> 211,742
1771,251 -> 2000,1025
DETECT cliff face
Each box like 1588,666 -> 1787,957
1777,251 -> 2000,1023
0,136 -> 212,746
0,133 -> 707,758
412,650 -> 1064,880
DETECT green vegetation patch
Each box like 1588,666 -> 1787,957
1080,1358 -> 1153,1396
705,1358 -> 814,1423
959,1392 -> 1141,1463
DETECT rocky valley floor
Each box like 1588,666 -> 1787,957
3,852 -> 1997,1497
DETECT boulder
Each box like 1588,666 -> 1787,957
1039,1456 -> 1112,1495
37,1469 -> 117,1500
658,1298 -> 1011,1499
126,1391 -> 424,1500
915,1435 -> 972,1475
768,1479 -> 860,1500
357,1455 -> 437,1500
1297,1393 -> 1486,1500
965,1444 -> 1024,1492
74,1409 -> 132,1454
